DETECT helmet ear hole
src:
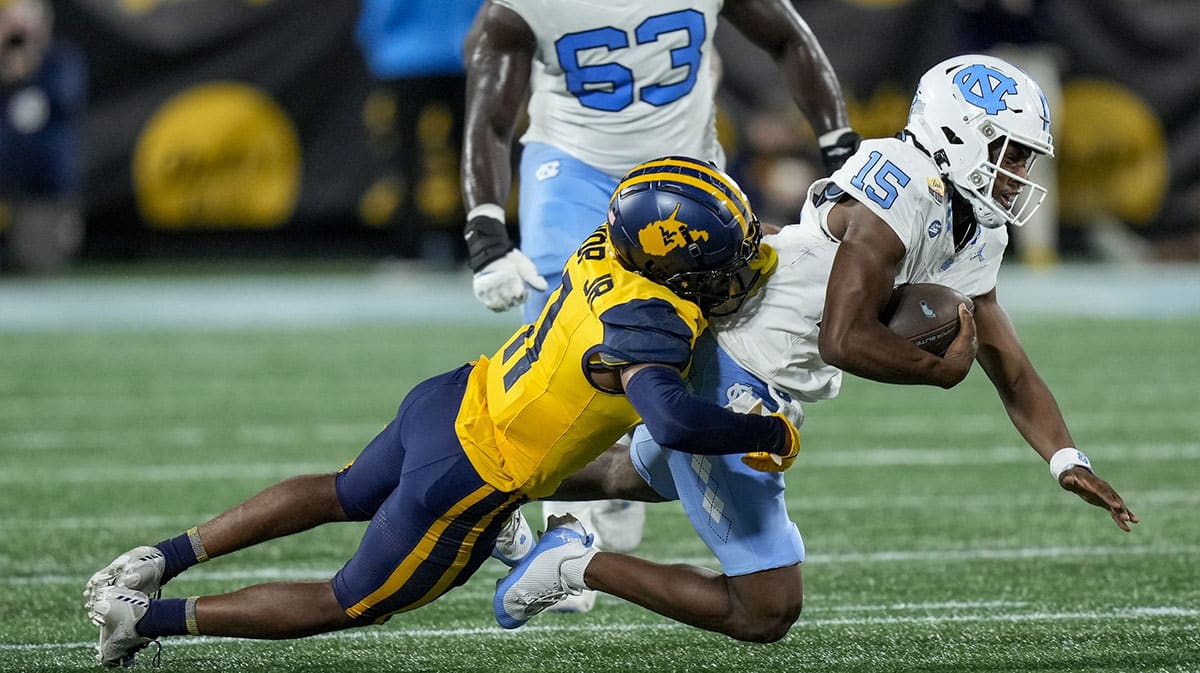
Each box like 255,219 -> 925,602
932,149 -> 951,171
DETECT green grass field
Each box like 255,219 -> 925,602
2,300 -> 1198,672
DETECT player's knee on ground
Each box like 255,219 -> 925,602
725,595 -> 802,643
723,569 -> 803,643
727,600 -> 802,643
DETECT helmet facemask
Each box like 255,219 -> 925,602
671,222 -> 762,317
960,132 -> 1050,229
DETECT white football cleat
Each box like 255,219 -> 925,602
89,586 -> 152,668
540,502 -> 608,612
494,518 -> 597,629
491,508 -> 535,567
84,546 -> 165,611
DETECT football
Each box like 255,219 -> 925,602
880,283 -> 973,356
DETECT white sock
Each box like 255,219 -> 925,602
559,549 -> 597,592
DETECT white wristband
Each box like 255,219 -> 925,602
467,203 -> 506,224
1049,447 -> 1092,481
817,127 -> 854,148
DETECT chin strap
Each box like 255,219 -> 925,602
947,185 -> 980,251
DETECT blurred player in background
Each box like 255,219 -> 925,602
498,54 -> 1137,642
460,0 -> 858,602
82,158 -> 797,667
0,0 -> 86,274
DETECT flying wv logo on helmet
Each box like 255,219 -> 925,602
639,203 -> 709,257
607,156 -> 766,316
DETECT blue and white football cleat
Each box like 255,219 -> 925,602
89,586 -> 153,668
490,508 -> 535,568
84,546 -> 165,611
494,518 -> 597,629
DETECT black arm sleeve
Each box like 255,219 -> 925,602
624,365 -> 789,455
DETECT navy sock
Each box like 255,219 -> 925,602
136,597 -> 191,638
154,532 -> 201,584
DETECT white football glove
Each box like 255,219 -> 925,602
472,249 -> 548,312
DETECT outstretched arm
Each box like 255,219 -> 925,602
973,289 -> 1139,532
722,0 -> 858,171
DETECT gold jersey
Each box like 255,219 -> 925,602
455,225 -> 707,499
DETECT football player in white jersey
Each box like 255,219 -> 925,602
459,0 -> 857,602
498,54 -> 1137,642
462,0 -> 855,319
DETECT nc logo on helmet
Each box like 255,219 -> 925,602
955,64 -> 1018,115
639,203 -> 709,256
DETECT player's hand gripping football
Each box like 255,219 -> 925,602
937,303 -> 978,388
1058,467 -> 1140,532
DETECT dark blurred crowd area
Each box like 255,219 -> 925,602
0,0 -> 1196,275
0,0 -> 86,273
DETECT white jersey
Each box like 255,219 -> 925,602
495,0 -> 725,178
931,218 -> 1006,298
714,136 -> 1009,403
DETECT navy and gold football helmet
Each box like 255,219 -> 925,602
607,156 -> 762,315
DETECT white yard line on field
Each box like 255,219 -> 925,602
1,441 -> 1197,484
0,461 -> 335,484
787,488 -> 1200,512
3,605 -> 1197,652
0,423 -> 381,452
7,543 -> 1197,587
5,407 -> 1198,447
1,263 -> 1197,334
797,442 -> 1200,467
2,488 -> 1196,532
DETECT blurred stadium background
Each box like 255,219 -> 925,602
1,1 -> 1198,672
0,0 -> 1196,269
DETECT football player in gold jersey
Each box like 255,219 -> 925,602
82,156 -> 798,667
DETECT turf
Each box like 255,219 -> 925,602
1,314 -> 1197,673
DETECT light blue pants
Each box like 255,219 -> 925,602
630,333 -> 806,576
518,142 -> 618,323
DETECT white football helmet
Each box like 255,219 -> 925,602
906,54 -> 1054,228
